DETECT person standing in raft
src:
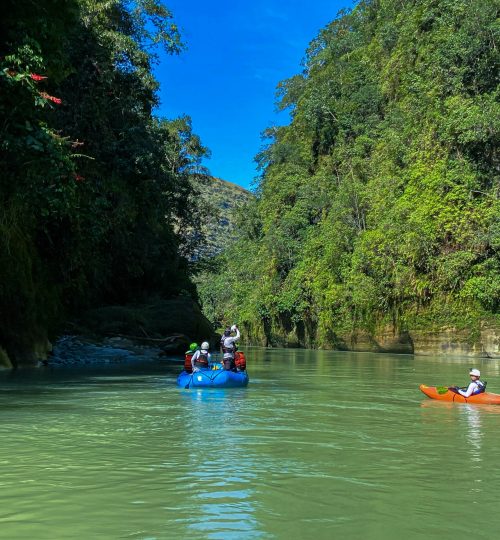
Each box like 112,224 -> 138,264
450,369 -> 486,397
220,324 -> 240,371
191,341 -> 211,372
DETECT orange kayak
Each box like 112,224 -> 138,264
419,384 -> 500,405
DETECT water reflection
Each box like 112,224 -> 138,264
179,388 -> 264,539
419,398 -> 497,502
461,405 -> 485,500
462,405 -> 482,458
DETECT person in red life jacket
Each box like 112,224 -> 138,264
449,368 -> 486,397
183,342 -> 198,373
220,324 -> 240,371
191,341 -> 211,372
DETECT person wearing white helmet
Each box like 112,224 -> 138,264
191,341 -> 211,372
450,368 -> 486,397
220,324 -> 240,370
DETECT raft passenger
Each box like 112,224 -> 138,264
191,341 -> 211,372
220,325 -> 240,371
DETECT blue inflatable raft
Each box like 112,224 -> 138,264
177,368 -> 249,388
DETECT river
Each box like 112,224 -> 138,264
1,347 -> 500,539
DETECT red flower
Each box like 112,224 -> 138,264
39,91 -> 62,104
30,73 -> 47,81
73,173 -> 85,182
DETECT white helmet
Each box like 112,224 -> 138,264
470,368 -> 480,377
201,341 -> 209,350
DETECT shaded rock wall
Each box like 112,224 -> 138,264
0,336 -> 53,369
75,297 -> 217,352
0,347 -> 13,369
1,297 -> 216,368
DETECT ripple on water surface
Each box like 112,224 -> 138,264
2,349 -> 500,539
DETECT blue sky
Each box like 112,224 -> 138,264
155,1 -> 352,189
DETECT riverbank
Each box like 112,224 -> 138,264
240,320 -> 500,359
0,297 -> 217,369
45,335 -> 166,368
3,311 -> 498,371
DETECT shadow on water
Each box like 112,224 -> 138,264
0,356 -> 182,411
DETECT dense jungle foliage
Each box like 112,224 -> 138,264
198,0 -> 500,347
0,0 -> 208,364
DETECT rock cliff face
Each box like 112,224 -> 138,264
410,325 -> 500,358
242,322 -> 500,358
337,326 -> 500,358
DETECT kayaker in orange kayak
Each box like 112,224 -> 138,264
449,368 -> 486,397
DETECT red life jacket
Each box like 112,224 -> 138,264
184,353 -> 193,373
234,351 -> 246,371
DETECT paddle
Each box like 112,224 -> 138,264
185,372 -> 194,389
437,385 -> 465,395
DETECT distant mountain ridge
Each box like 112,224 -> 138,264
191,176 -> 254,260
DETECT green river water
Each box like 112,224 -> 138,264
1,347 -> 500,540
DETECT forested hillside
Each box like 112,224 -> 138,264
188,177 -> 254,261
0,0 -> 209,366
198,0 -> 500,355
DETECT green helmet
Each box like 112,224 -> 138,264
185,342 -> 198,355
